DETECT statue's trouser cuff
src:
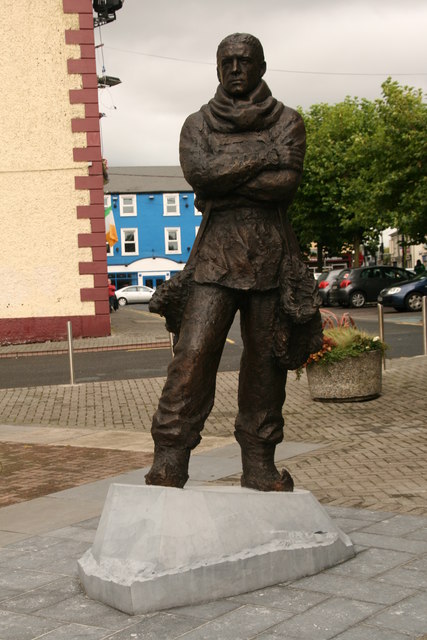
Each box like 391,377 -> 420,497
151,283 -> 287,450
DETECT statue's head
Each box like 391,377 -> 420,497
216,33 -> 266,97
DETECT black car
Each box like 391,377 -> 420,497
317,268 -> 348,306
332,266 -> 414,308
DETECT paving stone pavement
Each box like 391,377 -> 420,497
0,330 -> 425,638
1,355 -> 426,516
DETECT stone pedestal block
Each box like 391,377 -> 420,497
78,484 -> 355,615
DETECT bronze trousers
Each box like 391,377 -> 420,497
151,282 -> 287,450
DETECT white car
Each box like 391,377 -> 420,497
115,285 -> 155,306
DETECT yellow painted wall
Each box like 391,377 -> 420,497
0,1 -> 95,318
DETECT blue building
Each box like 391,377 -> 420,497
104,166 -> 200,289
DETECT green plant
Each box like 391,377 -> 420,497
296,311 -> 387,378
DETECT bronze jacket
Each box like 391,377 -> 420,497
179,81 -> 305,290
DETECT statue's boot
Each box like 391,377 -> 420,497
237,436 -> 294,492
145,445 -> 190,488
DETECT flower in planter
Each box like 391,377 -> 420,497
296,311 -> 387,378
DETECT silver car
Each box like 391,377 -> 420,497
115,285 -> 155,306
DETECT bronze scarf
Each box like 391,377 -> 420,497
201,80 -> 284,133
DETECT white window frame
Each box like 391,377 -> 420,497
195,226 -> 200,237
121,228 -> 139,256
119,194 -> 137,217
163,193 -> 180,216
164,227 -> 181,254
194,201 -> 202,216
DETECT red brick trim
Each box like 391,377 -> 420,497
79,261 -> 108,274
69,88 -> 98,104
81,288 -> 107,302
67,58 -> 96,74
73,146 -> 102,162
63,0 -> 93,13
78,232 -> 105,248
63,0 -> 110,340
76,204 -> 104,218
0,315 -> 110,345
65,29 -> 95,45
75,175 -> 104,189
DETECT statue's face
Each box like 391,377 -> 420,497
217,42 -> 266,97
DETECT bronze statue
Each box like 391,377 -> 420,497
146,33 -> 322,491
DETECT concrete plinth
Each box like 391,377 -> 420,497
78,484 -> 355,615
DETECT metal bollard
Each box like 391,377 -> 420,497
169,332 -> 175,358
423,296 -> 427,356
67,321 -> 75,385
377,303 -> 386,370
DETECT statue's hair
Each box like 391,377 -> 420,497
216,33 -> 265,65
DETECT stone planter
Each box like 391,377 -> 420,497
306,349 -> 382,402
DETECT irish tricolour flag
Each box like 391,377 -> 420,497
105,205 -> 118,247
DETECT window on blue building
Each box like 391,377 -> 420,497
119,194 -> 136,216
121,228 -> 138,255
165,228 -> 181,254
163,194 -> 180,216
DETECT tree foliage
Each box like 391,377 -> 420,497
290,79 -> 427,264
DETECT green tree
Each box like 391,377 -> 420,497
291,98 -> 380,267
290,80 -> 426,267
372,78 -> 427,244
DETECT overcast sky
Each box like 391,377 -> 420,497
95,0 -> 427,167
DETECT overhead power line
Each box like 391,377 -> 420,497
104,45 -> 427,77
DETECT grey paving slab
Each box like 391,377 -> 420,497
291,572 -> 415,605
36,623 -> 109,639
350,531 -> 427,554
360,514 -> 427,536
167,599 -> 242,621
325,506 -> 398,522
3,539 -> 90,575
0,495 -> 102,537
0,576 -> 82,613
34,593 -> 142,631
227,585 -> 330,612
331,516 -> 377,534
159,604 -> 293,640
77,516 -> 101,530
6,534 -> 65,553
0,609 -> 62,640
376,564 -> 427,589
0,568 -> 59,600
98,612 -> 205,639
0,531 -> 29,546
41,525 -> 97,543
262,596 -> 382,639
369,591 -> 427,635
331,625 -> 415,640
406,528 -> 427,542
326,547 -> 416,578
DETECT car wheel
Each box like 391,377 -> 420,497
118,297 -> 127,307
405,292 -> 423,312
350,291 -> 366,308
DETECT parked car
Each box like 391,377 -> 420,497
378,274 -> 427,312
328,269 -> 351,306
332,266 -> 414,308
115,285 -> 155,307
316,269 -> 347,306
